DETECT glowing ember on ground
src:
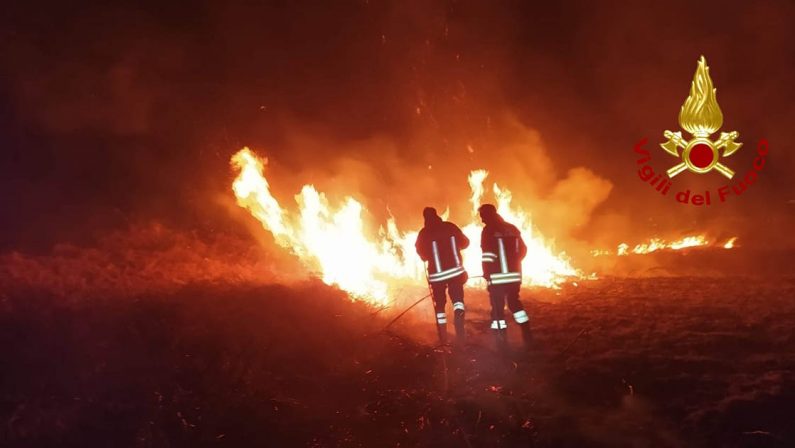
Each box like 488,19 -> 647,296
231,148 -> 580,304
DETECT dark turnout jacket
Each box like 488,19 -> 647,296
415,217 -> 469,283
481,218 -> 527,285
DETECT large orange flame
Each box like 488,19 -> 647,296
231,148 -> 579,305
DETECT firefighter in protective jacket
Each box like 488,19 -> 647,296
478,203 -> 532,344
415,207 -> 469,343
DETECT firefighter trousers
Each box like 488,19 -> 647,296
430,273 -> 466,314
488,282 -> 529,329
430,273 -> 467,343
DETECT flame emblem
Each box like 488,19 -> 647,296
660,56 -> 742,178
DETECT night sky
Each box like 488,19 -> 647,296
2,0 -> 794,252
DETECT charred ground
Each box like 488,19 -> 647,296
2,276 -> 794,447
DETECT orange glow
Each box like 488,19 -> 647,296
231,148 -> 579,305
593,235 -> 737,256
669,235 -> 709,250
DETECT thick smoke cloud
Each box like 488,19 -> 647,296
2,0 -> 794,254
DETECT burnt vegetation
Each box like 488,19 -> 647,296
2,277 -> 795,447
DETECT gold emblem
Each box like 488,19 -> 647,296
661,56 -> 742,179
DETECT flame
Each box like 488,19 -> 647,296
679,55 -> 723,137
630,238 -> 668,254
593,235 -> 737,256
231,148 -> 579,305
670,235 -> 710,250
723,237 -> 738,249
630,235 -> 709,254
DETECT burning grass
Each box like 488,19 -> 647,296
230,147 -> 581,304
0,223 -> 287,300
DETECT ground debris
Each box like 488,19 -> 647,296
3,278 -> 795,446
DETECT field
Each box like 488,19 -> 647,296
3,272 -> 794,447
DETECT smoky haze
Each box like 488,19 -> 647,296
2,0 -> 794,255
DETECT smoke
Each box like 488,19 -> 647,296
253,113 -> 613,251
2,0 -> 795,256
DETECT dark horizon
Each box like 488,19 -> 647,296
4,3 -> 795,446
2,0 -> 794,253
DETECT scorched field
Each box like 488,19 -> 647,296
3,274 -> 794,447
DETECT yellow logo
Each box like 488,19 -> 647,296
661,56 -> 742,179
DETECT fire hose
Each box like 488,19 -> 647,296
382,274 -> 484,331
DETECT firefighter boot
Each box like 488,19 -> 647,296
436,324 -> 448,345
491,319 -> 508,351
435,312 -> 448,345
453,309 -> 466,345
520,322 -> 533,348
511,310 -> 531,348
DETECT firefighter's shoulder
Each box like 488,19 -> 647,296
505,222 -> 522,236
441,220 -> 461,233
415,226 -> 428,241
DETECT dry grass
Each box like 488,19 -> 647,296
2,237 -> 794,447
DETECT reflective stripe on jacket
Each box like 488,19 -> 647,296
481,220 -> 526,285
415,221 -> 469,283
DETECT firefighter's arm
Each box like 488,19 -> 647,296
415,230 -> 428,261
480,228 -> 497,277
518,230 -> 528,260
454,224 -> 470,249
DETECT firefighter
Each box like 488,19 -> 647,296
478,203 -> 532,345
415,207 -> 469,344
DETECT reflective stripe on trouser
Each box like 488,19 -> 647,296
482,251 -> 497,263
436,312 -> 447,324
490,272 -> 521,285
428,265 -> 466,282
453,301 -> 465,311
490,320 -> 507,329
488,282 -> 524,329
513,310 -> 529,324
430,276 -> 466,313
